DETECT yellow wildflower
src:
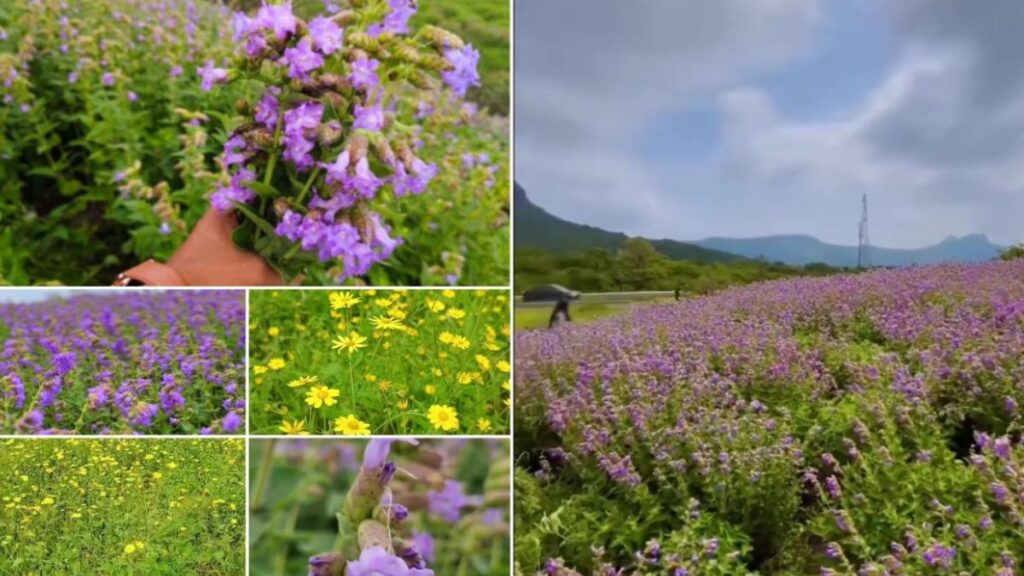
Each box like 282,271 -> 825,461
333,415 -> 371,435
427,405 -> 460,431
305,386 -> 340,409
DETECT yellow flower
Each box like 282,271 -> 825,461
425,385 -> 436,396
253,365 -> 268,374
331,331 -> 368,354
330,291 -> 361,310
41,497 -> 54,506
70,512 -> 82,519
167,462 -> 178,469
427,300 -> 445,313
268,327 -> 280,336
287,375 -> 320,388
439,331 -> 454,344
370,315 -> 404,330
365,373 -> 377,382
456,372 -> 474,385
378,380 -> 391,392
475,355 -> 491,372
427,405 -> 460,431
442,289 -> 456,299
446,308 -> 466,320
152,472 -> 162,480
305,386 -> 340,409
397,400 -> 409,410
333,415 -> 371,435
477,418 -> 492,432
268,358 -> 286,370
124,544 -> 137,555
279,420 -> 309,435
451,335 -> 470,350
496,360 -> 510,373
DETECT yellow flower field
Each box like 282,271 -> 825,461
249,289 -> 511,435
0,439 -> 244,574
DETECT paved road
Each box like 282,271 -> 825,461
514,291 -> 675,308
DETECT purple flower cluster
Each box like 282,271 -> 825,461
0,291 -> 245,435
517,260 -> 1024,573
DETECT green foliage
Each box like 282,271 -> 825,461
515,244 -> 846,295
1002,244 -> 1024,261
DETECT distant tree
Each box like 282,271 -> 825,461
614,238 -> 667,290
1001,244 -> 1024,261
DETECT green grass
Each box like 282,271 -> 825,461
514,296 -> 674,331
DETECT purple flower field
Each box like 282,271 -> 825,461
514,260 -> 1024,574
0,290 -> 245,435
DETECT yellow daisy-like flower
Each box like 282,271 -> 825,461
496,360 -> 510,373
329,291 -> 361,310
439,331 -> 454,344
305,385 -> 340,409
41,497 -> 54,506
475,355 -> 491,371
152,472 -> 162,480
456,372 -> 474,385
288,375 -> 320,388
446,308 -> 466,320
279,420 -> 309,435
331,331 -> 368,354
427,300 -> 445,313
70,512 -> 82,519
477,418 -> 492,432
333,415 -> 371,435
425,385 -> 436,396
397,400 -> 409,410
451,335 -> 470,350
370,315 -> 404,330
268,358 -> 286,370
124,544 -> 137,555
427,404 -> 460,431
365,373 -> 377,382
442,289 -> 456,299
253,365 -> 268,375
503,380 -> 511,391
268,327 -> 280,336
378,379 -> 391,392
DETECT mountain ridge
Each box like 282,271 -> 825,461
516,182 -> 1005,266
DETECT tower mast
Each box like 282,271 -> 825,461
858,194 -> 871,268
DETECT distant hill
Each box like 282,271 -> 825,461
693,233 -> 1005,267
514,183 -> 745,263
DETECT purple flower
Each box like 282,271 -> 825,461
308,16 -> 344,55
197,59 -> 228,91
211,166 -> 258,212
993,436 -> 1011,460
364,438 -> 418,471
922,544 -> 955,568
280,37 -> 324,80
255,88 -> 280,129
353,104 -> 385,132
282,101 -> 324,170
991,482 -> 1009,504
68,71 -> 79,84
345,157 -> 382,198
308,552 -> 345,576
256,0 -> 297,40
367,0 -> 416,37
346,546 -> 433,576
127,91 -> 138,102
170,65 -> 183,78
349,57 -> 379,91
441,44 -> 480,97
427,480 -> 468,522
222,411 -> 242,433
102,72 -> 115,87
411,532 -> 435,564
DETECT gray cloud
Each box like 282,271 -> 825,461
516,0 -> 1024,247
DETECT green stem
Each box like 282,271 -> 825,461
274,503 -> 301,576
296,168 -> 321,206
251,439 -> 277,512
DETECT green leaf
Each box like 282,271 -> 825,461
232,202 -> 278,237
241,180 -> 281,198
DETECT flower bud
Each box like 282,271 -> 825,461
347,134 -> 369,163
420,26 -> 465,51
371,137 -> 397,167
318,120 -> 343,146
308,552 -> 346,576
235,99 -> 250,115
408,70 -> 434,90
347,31 -> 380,52
357,519 -> 390,551
393,44 -> 421,65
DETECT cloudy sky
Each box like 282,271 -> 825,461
515,0 -> 1024,248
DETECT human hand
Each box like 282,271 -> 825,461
116,209 -> 284,286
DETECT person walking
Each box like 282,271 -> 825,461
548,297 -> 571,328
